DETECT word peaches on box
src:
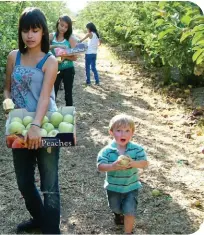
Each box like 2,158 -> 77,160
5,107 -> 76,149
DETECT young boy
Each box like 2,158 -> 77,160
97,114 -> 149,234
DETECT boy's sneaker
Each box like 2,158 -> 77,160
114,213 -> 124,225
16,218 -> 41,233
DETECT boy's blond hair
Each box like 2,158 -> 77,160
109,114 -> 135,132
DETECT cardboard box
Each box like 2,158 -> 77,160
54,43 -> 87,56
5,107 -> 76,149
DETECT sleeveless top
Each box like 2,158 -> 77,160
11,50 -> 57,112
51,33 -> 74,71
86,32 -> 99,54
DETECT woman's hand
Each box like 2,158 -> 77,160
61,55 -> 78,61
25,125 -> 41,150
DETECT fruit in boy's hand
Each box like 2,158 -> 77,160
47,130 -> 59,137
118,155 -> 131,166
6,134 -> 18,148
23,116 -> 33,127
63,114 -> 74,124
42,116 -> 49,125
8,121 -> 25,134
42,123 -> 55,133
12,137 -> 28,148
40,129 -> 47,137
58,122 -> 74,133
11,117 -> 23,124
50,112 -> 63,128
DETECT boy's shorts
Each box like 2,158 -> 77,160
106,189 -> 139,216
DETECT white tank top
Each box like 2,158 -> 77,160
86,32 -> 99,54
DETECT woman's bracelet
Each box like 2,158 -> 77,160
30,123 -> 41,128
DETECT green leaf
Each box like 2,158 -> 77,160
181,15 -> 191,25
192,33 -> 204,45
192,49 -> 204,62
196,40 -> 204,46
180,30 -> 192,42
196,52 -> 204,64
192,24 -> 204,33
158,27 -> 175,40
155,19 -> 165,27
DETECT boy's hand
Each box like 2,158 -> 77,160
112,160 -> 129,170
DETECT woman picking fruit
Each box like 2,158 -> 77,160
3,8 -> 61,234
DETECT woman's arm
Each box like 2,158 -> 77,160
79,32 -> 92,42
4,51 -> 16,99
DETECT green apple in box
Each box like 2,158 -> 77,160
26,123 -> 32,130
11,117 -> 23,124
23,116 -> 33,127
8,121 -> 25,134
58,122 -> 74,133
50,112 -> 63,128
63,114 -> 74,124
47,129 -> 59,137
42,116 -> 49,125
40,129 -> 47,137
42,123 -> 54,133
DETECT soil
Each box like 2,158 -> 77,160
0,44 -> 204,234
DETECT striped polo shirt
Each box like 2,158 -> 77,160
97,141 -> 147,193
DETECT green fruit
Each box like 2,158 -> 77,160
58,122 -> 74,133
23,116 -> 33,127
118,155 -> 130,166
50,112 -> 63,128
26,123 -> 32,130
40,129 -> 47,137
8,121 -> 25,134
11,117 -> 23,124
22,130 -> 28,136
42,116 -> 49,125
152,189 -> 161,196
42,123 -> 55,133
63,114 -> 74,124
47,130 -> 59,137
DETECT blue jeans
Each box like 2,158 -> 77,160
12,147 -> 60,234
107,189 -> 139,216
85,54 -> 99,84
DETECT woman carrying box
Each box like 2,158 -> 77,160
3,8 -> 60,234
49,15 -> 78,106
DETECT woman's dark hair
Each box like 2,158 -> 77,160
86,22 -> 100,38
56,15 -> 72,41
18,7 -> 49,54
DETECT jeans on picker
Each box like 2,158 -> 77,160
12,147 -> 60,234
85,54 -> 99,84
54,67 -> 75,106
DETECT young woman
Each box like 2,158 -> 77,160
79,22 -> 101,85
50,15 -> 77,106
3,8 -> 60,234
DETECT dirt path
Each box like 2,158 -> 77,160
0,45 -> 204,234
